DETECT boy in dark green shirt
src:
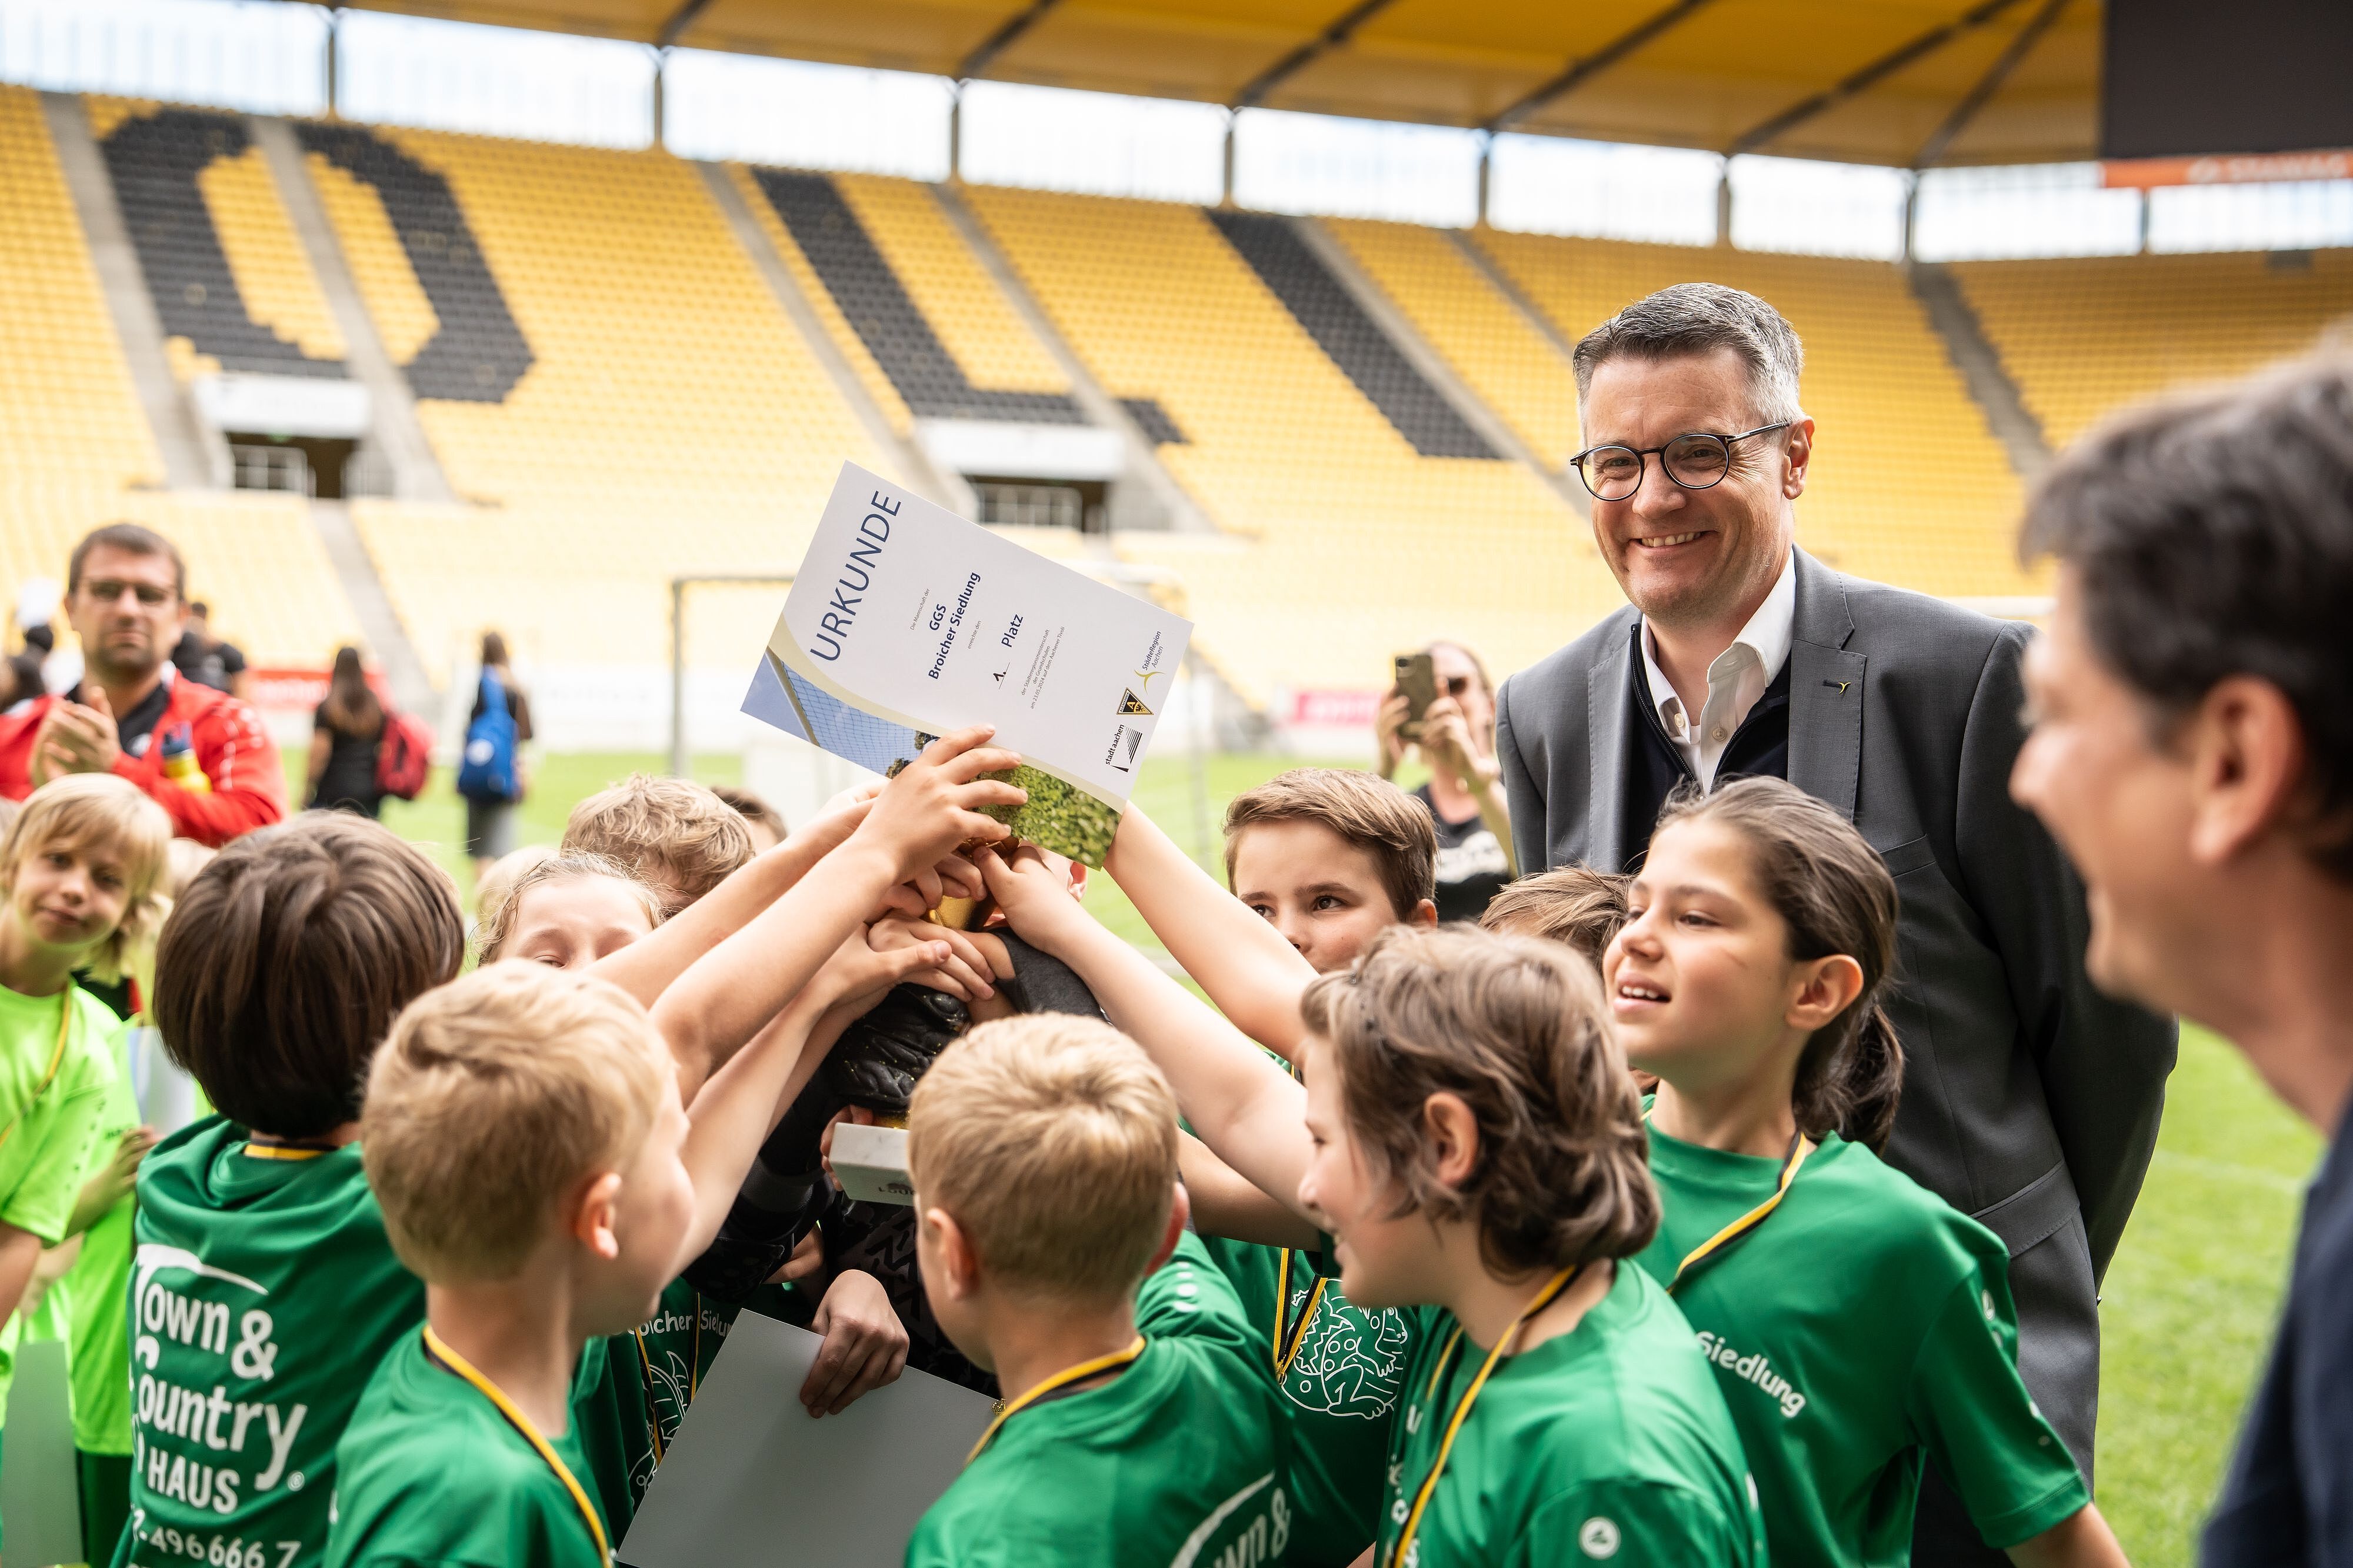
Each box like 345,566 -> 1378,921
904,1016 -> 1292,1568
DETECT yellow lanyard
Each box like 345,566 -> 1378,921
1658,1126 -> 1815,1295
1272,1249 -> 1329,1381
241,1141 -> 331,1162
421,1326 -> 611,1562
1387,1265 -> 1582,1568
631,1294 -> 703,1464
0,989 -> 74,1156
965,1337 -> 1145,1465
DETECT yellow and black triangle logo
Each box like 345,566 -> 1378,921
1117,688 -> 1155,717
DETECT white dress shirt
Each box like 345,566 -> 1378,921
1639,552 -> 1797,790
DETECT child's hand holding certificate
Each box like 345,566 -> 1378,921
745,462 -> 1193,867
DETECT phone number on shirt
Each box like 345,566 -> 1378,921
135,1526 -> 299,1568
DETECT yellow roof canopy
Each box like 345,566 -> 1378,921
339,0 -> 2104,167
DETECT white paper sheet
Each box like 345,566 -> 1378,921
616,1312 -> 995,1568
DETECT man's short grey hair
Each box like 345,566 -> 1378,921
1573,283 -> 1805,429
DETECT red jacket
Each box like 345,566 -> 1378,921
0,672 -> 287,846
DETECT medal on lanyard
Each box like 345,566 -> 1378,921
966,1337 -> 1145,1464
1386,1263 -> 1584,1568
1273,1250 -> 1328,1380
1658,1126 -> 1815,1294
422,1326 -> 611,1561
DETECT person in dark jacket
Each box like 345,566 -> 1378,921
307,646 -> 385,817
2007,356 -> 2353,1566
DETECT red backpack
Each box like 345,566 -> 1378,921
375,709 -> 435,801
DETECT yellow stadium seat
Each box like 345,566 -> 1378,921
1953,251 -> 2353,449
962,185 -> 1619,704
0,89 -> 357,668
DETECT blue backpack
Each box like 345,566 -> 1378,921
456,667 -> 520,802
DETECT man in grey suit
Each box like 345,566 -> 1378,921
1492,283 -> 2176,1563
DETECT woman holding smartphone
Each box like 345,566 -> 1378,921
1377,639 -> 1515,921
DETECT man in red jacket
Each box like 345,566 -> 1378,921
0,523 -> 285,845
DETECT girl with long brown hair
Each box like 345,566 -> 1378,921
1609,778 -> 2125,1566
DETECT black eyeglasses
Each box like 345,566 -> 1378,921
1569,423 -> 1792,502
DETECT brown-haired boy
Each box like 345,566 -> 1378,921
1221,767 -> 1436,976
563,775 -> 756,915
1479,865 -> 1630,966
904,1015 -> 1289,1567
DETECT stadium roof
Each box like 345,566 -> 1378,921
342,0 -> 2104,168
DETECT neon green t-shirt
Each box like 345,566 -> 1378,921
0,981 -> 122,1423
1200,1234 -> 1410,1566
906,1230 -> 1294,1567
323,1329 -> 613,1568
32,1012 -> 144,1453
1635,1126 -> 2090,1563
1376,1261 -> 1765,1568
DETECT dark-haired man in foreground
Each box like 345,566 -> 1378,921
2009,356 -> 2353,1565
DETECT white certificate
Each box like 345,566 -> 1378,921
616,1314 -> 994,1568
744,462 -> 1193,864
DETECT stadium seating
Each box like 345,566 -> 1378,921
1952,251 -> 2353,448
0,89 -> 356,669
962,185 -> 1621,703
32,88 -> 2353,715
1320,218 -> 1581,468
95,98 -> 347,382
304,126 -> 897,679
1475,231 -> 2039,599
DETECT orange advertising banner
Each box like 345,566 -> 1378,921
2102,150 -> 2353,189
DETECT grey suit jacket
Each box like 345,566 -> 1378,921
1494,549 -> 2175,1282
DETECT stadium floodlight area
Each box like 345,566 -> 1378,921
1231,109 -> 1482,230
959,81 -> 1224,206
1913,165 -> 2146,262
335,9 -> 652,151
1487,136 -> 1723,249
1731,156 -> 1911,262
662,52 -> 952,182
0,0 -> 325,116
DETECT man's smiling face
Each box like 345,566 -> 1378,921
1580,346 -> 1808,629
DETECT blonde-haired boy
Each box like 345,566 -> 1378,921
904,1016 -> 1290,1568
563,775 -> 755,915
0,774 -> 170,1554
331,940 -> 932,1568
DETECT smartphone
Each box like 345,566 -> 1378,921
1394,652 -> 1437,740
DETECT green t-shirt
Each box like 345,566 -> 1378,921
906,1230 -> 1294,1567
0,981 -> 124,1422
1635,1126 -> 2090,1562
324,1329 -> 613,1568
1376,1261 -> 1764,1568
117,1120 -> 427,1568
603,1278 -> 742,1506
48,1013 -> 144,1452
1200,1234 -> 1410,1566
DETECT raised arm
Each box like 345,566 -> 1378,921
649,726 -> 1026,1096
675,935 -> 942,1265
980,844 -> 1317,1221
1104,803 -> 1317,1059
590,797 -> 869,1017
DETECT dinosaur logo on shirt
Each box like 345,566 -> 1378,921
1278,1285 -> 1411,1420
